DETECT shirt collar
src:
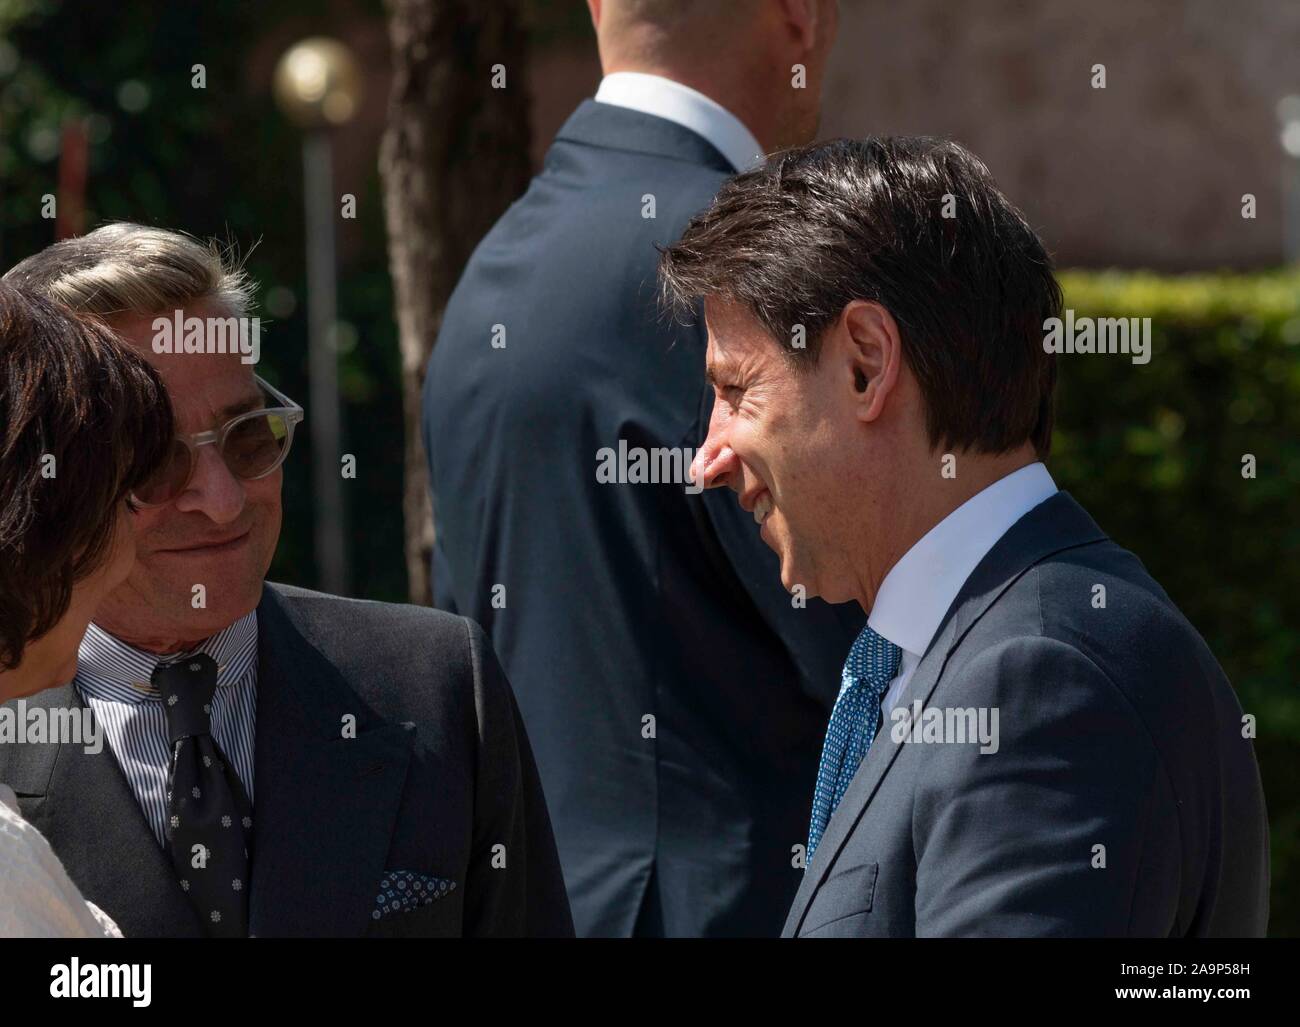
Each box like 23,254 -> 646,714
867,462 -> 1058,660
75,611 -> 259,703
594,71 -> 765,172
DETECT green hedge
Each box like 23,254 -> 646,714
1053,269 -> 1300,935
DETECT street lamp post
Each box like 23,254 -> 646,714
1279,95 -> 1300,265
273,38 -> 362,595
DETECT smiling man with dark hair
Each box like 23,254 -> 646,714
660,136 -> 1269,937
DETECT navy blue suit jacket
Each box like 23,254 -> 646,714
422,100 -> 864,936
783,493 -> 1269,937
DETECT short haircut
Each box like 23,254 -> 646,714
659,136 -> 1062,457
3,221 -> 253,320
601,0 -> 757,62
0,281 -> 174,670
607,0 -> 744,28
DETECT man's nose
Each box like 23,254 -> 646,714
173,444 -> 246,523
690,399 -> 741,490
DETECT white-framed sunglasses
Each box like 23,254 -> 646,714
130,375 -> 304,508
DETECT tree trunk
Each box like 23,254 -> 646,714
379,0 -> 532,604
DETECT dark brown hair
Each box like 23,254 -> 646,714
659,136 -> 1062,457
0,281 -> 174,670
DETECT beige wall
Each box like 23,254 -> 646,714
819,0 -> 1298,269
530,0 -> 1300,270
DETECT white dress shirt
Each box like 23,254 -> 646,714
594,71 -> 764,172
869,462 -> 1059,717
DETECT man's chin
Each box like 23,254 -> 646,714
777,554 -> 818,602
123,579 -> 263,644
778,550 -> 851,605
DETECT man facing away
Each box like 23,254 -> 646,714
658,136 -> 1270,936
1,224 -> 573,938
423,0 -> 865,936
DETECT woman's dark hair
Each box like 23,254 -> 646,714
0,281 -> 174,670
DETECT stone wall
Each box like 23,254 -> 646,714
529,0 -> 1300,270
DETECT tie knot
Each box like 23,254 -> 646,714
844,625 -> 902,688
153,653 -> 219,743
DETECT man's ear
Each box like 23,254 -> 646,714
841,300 -> 902,424
777,0 -> 818,51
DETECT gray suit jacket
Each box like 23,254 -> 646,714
783,492 -> 1269,937
0,583 -> 574,937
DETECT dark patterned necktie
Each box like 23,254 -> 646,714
154,653 -> 252,937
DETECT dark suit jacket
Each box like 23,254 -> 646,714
783,492 -> 1270,937
0,582 -> 573,937
422,99 -> 865,936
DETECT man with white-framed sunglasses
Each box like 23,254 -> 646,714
1,223 -> 573,939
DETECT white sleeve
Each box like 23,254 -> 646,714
0,785 -> 121,939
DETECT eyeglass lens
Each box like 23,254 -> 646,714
133,410 -> 292,506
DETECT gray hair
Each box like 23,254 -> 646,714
4,222 -> 254,320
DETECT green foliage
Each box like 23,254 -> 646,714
0,0 -> 407,601
1055,269 -> 1300,935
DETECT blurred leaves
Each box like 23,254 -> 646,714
1057,268 -> 1300,934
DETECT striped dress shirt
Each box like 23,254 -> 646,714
74,613 -> 259,848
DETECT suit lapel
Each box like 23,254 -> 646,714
783,618 -> 960,935
247,586 -> 415,937
783,492 -> 1109,935
17,685 -> 201,937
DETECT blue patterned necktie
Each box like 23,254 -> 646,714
807,625 -> 902,865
